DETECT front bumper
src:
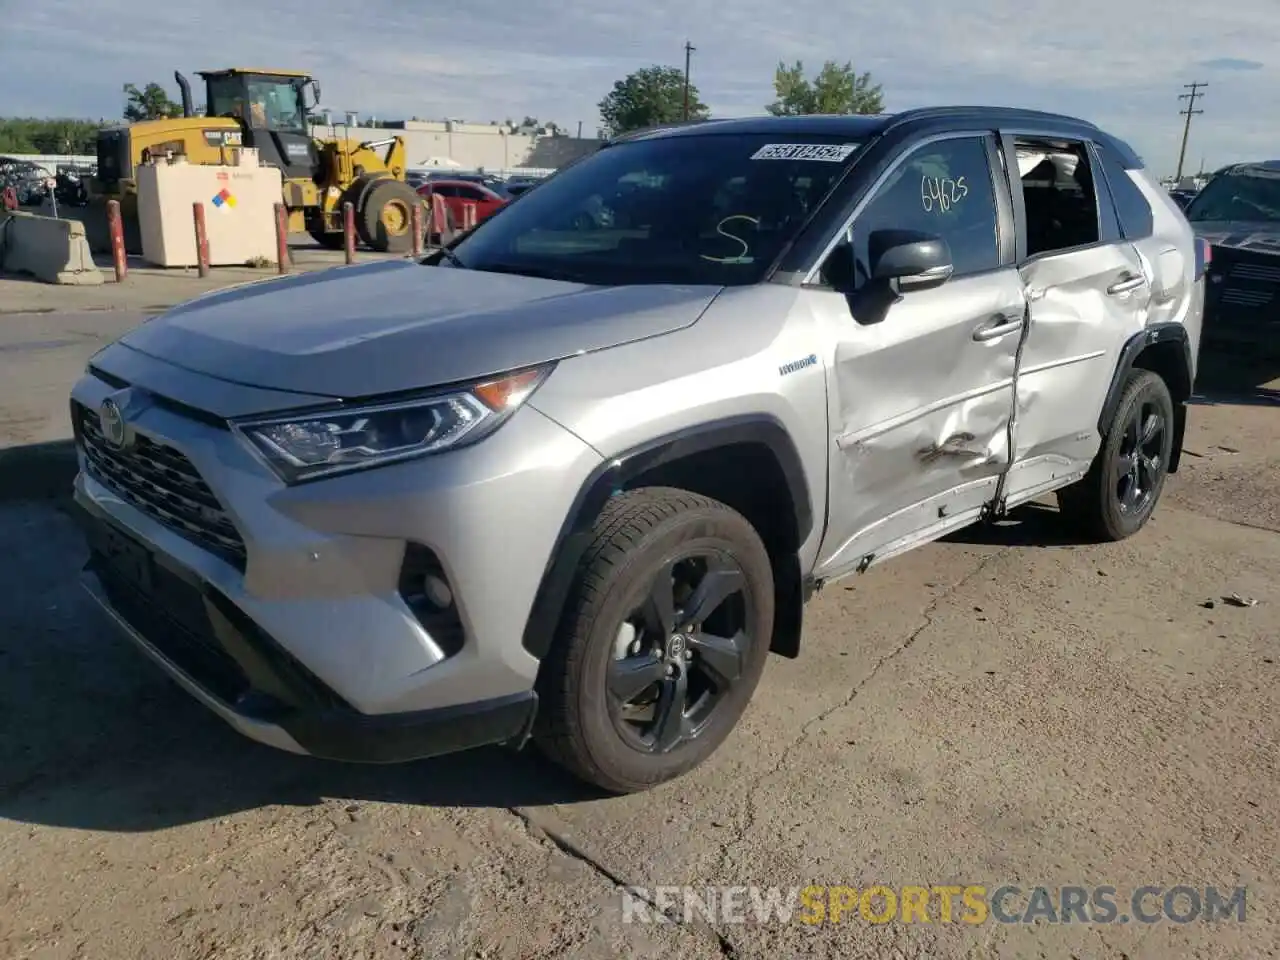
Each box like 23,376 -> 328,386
1203,246 -> 1280,353
70,358 -> 602,761
76,523 -> 537,761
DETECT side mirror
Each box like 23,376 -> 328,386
869,229 -> 953,293
309,81 -> 322,107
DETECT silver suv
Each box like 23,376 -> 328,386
71,109 -> 1205,794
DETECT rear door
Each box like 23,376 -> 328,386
999,134 -> 1151,509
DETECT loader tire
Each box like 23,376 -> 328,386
307,225 -> 345,250
359,179 -> 419,254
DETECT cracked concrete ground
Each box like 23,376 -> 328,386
0,309 -> 1277,959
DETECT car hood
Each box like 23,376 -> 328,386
1190,220 -> 1280,255
119,260 -> 723,398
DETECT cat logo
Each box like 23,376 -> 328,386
202,130 -> 244,147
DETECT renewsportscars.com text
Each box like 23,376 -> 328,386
621,884 -> 1248,926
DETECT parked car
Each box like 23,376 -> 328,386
71,108 -> 1204,795
0,157 -> 53,206
416,178 -> 508,232
420,170 -> 511,196
1182,161 -> 1280,345
503,179 -> 541,198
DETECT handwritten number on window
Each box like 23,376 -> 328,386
921,176 -> 968,213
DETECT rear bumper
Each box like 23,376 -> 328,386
75,500 -> 538,763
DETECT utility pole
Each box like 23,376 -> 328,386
683,41 -> 696,121
1175,81 -> 1206,182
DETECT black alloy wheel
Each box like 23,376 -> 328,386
1058,368 -> 1174,541
607,553 -> 751,754
535,488 -> 775,794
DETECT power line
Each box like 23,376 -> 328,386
1175,81 -> 1206,182
683,41 -> 696,121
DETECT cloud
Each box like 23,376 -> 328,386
1198,57 -> 1264,71
1,0 -> 1277,173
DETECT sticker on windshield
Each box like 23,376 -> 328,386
750,143 -> 858,163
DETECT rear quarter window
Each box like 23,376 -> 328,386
1097,145 -> 1154,239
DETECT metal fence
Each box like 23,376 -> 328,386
1,154 -> 96,173
6,154 -> 554,181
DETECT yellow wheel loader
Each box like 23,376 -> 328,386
86,68 -> 421,255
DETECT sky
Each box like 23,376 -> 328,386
1,0 -> 1277,177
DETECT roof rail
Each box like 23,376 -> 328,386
605,118 -> 720,145
886,105 -> 1100,129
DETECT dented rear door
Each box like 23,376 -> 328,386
998,135 -> 1150,509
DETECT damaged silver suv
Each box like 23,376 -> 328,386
71,108 -> 1205,794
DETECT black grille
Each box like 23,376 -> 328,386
75,402 -> 247,570
1206,248 -> 1280,330
1228,260 -> 1280,285
95,129 -> 128,187
93,555 -> 250,705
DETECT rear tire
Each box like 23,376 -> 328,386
1058,369 -> 1174,541
358,179 -> 420,253
307,225 -> 345,250
535,488 -> 775,794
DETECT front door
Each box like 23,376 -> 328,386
998,135 -> 1151,509
805,132 -> 1027,579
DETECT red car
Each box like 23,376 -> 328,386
415,179 -> 507,233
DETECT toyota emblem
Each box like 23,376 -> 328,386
99,397 -> 128,450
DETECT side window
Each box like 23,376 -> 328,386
459,186 -> 484,201
1015,138 -> 1100,257
1096,145 -> 1155,240
433,185 -> 459,199
847,136 -> 1000,283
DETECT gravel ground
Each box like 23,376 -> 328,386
0,338 -> 1276,960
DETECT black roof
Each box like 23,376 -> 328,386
1217,160 -> 1280,176
618,107 -> 1104,140
610,107 -> 1142,168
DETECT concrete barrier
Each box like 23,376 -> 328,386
0,212 -> 104,285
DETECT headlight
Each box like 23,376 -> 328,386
232,365 -> 551,483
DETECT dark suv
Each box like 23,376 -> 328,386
1185,161 -> 1280,347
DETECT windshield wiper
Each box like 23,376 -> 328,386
433,247 -> 468,269
475,262 -> 596,284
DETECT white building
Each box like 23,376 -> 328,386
309,117 -> 602,175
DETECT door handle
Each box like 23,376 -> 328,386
972,314 -> 1024,342
1107,273 -> 1146,296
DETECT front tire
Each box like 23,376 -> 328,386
358,179 -> 420,253
1058,368 -> 1175,541
535,488 -> 775,794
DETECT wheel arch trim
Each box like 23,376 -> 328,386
520,414 -> 814,660
1097,322 -> 1193,472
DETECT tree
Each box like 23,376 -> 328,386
123,82 -> 182,122
0,118 -> 103,154
598,65 -> 709,137
766,60 -> 884,116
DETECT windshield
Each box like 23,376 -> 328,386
207,76 -> 307,133
1185,168 -> 1280,223
449,133 -> 863,285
